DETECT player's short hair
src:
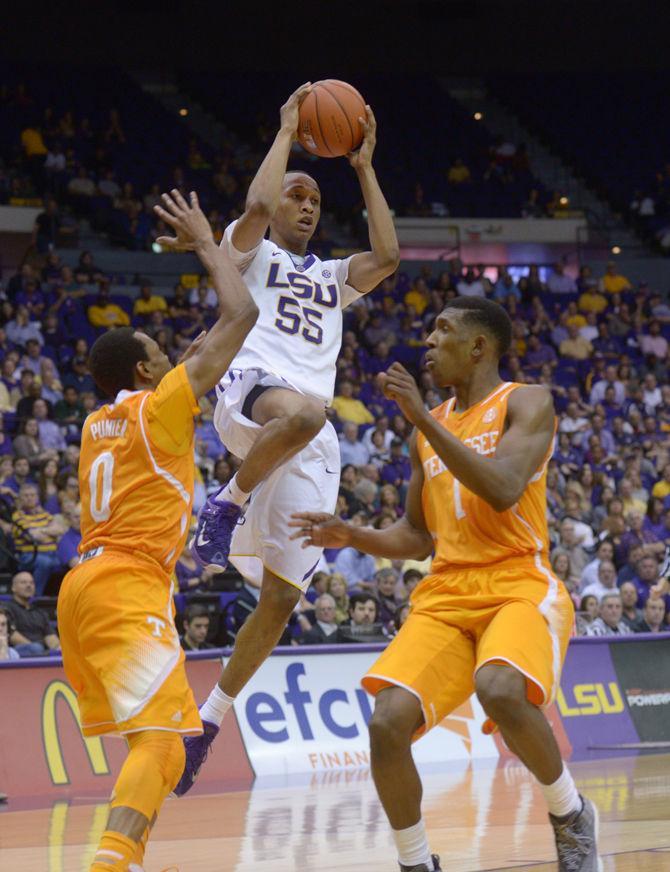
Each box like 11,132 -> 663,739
443,297 -> 512,357
283,171 -> 320,193
184,604 -> 209,624
88,327 -> 149,398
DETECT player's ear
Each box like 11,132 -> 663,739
472,334 -> 486,358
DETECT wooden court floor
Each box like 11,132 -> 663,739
2,752 -> 669,871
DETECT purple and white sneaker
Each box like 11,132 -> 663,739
172,720 -> 219,797
190,490 -> 241,572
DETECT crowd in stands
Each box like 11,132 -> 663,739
1,73 -> 556,266
0,242 -> 669,659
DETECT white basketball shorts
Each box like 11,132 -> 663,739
213,368 -> 340,591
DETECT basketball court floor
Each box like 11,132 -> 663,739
2,751 -> 669,871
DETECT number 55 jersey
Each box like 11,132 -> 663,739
220,220 -> 361,405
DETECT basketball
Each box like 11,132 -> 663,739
298,80 -> 366,158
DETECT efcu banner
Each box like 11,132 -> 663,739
1,635 -> 669,799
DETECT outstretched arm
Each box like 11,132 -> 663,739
290,432 -> 433,560
154,190 -> 258,398
345,107 -> 400,294
229,83 -> 312,253
382,363 -> 556,513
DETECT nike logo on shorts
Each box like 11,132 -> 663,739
197,531 -> 211,546
325,467 -> 339,475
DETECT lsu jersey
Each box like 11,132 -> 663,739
78,364 -> 199,574
417,382 -> 554,571
220,221 -> 361,404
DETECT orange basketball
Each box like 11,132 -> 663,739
298,80 -> 366,158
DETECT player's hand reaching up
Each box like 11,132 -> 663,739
154,189 -> 213,251
280,82 -> 312,140
380,363 -> 428,427
348,105 -> 377,170
289,513 -> 352,549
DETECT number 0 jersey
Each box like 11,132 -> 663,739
220,221 -> 361,404
417,382 -> 554,571
78,364 -> 198,573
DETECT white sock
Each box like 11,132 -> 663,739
393,820 -> 434,869
216,473 -> 249,506
540,764 -> 582,818
199,685 -> 235,727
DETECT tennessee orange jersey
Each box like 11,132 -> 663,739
78,363 -> 199,573
417,382 -> 553,571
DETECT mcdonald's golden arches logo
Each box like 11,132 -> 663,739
41,680 -> 110,785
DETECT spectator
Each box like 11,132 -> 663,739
381,438 -> 411,488
32,399 -> 66,453
13,417 -> 57,471
174,540 -> 213,592
652,466 -> 670,502
599,261 -> 632,295
447,158 -> 471,185
620,581 -> 643,629
335,593 -> 387,643
581,560 -> 618,601
334,541 -> 377,592
578,284 -> 608,315
559,323 -> 593,361
639,320 -> 668,359
633,597 -> 667,633
180,604 -> 214,651
580,540 -> 615,590
12,483 -> 62,594
0,608 -> 20,661
402,568 -> 424,599
589,365 -> 626,406
632,555 -> 668,609
133,282 -> 168,320
339,421 -> 370,467
298,594 -> 339,644
642,373 -> 663,414
63,356 -> 96,395
55,501 -> 81,571
87,284 -> 130,328
5,305 -> 43,347
456,268 -> 485,297
32,198 -> 62,253
556,518 -> 589,583
586,592 -> 633,636
375,568 -> 401,627
54,385 -> 86,435
327,573 -> 350,624
547,263 -> 577,294
5,571 -> 60,656
332,380 -> 374,425
576,593 -> 599,635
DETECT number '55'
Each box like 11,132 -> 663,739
275,296 -> 324,345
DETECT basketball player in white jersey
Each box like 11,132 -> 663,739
174,82 -> 399,793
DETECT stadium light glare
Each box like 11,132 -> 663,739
559,196 -> 569,206
179,108 -> 188,117
473,112 -> 483,121
611,245 -> 622,255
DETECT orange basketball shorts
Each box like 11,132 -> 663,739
362,555 -> 574,739
57,549 -> 202,737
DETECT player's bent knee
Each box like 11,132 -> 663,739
475,664 -> 526,721
288,401 -> 326,441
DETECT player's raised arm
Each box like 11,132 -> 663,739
345,106 -> 400,294
229,82 -> 312,253
289,432 -> 433,559
383,364 -> 555,513
154,190 -> 258,398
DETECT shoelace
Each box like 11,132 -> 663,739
553,817 -> 593,871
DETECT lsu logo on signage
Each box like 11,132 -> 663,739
42,680 -> 110,785
557,682 -> 624,717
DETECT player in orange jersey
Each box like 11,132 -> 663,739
291,297 -> 600,872
57,189 -> 257,872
